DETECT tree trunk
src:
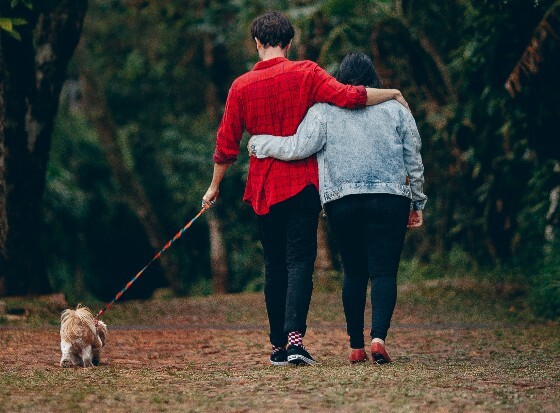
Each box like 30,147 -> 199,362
203,34 -> 229,292
207,212 -> 228,294
315,217 -> 335,272
0,42 -> 7,295
293,28 -> 337,275
80,70 -> 182,292
545,165 -> 560,254
203,35 -> 219,120
0,0 -> 88,296
505,1 -> 560,97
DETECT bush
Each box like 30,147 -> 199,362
530,249 -> 560,319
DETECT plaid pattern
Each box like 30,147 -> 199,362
213,57 -> 367,215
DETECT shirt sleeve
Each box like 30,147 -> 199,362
248,105 -> 327,161
401,109 -> 428,210
213,85 -> 245,164
311,64 -> 367,108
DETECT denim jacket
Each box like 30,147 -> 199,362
249,101 -> 427,210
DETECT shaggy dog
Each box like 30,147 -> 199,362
59,304 -> 107,367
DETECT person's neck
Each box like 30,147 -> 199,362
260,46 -> 287,61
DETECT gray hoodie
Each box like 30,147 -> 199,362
249,100 -> 427,210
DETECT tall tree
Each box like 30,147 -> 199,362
505,0 -> 560,97
80,70 -> 181,291
0,42 -> 7,289
202,31 -> 230,294
0,0 -> 87,295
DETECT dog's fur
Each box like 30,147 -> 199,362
59,304 -> 107,367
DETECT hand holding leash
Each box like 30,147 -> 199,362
202,186 -> 219,209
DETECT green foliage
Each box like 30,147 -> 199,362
398,246 -> 479,284
39,0 -> 560,318
531,268 -> 560,319
10,0 -> 32,9
0,17 -> 26,40
44,0 -> 263,299
0,0 -> 32,40
530,241 -> 560,318
46,103 -> 169,302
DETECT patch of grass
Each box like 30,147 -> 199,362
1,294 -> 68,326
396,278 -> 535,324
0,277 -> 538,328
1,282 -> 558,412
4,346 -> 557,413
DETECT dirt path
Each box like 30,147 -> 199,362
0,321 -> 524,370
1,287 -> 559,412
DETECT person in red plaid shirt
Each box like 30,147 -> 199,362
202,11 -> 409,366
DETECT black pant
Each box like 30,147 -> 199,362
325,194 -> 410,349
257,185 -> 321,347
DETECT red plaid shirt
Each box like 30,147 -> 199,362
213,57 -> 367,215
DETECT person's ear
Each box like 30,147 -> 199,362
255,37 -> 263,50
285,40 -> 292,51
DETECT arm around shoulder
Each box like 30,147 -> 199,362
366,88 -> 410,111
248,104 -> 328,161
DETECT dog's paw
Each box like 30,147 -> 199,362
60,359 -> 73,368
92,357 -> 100,366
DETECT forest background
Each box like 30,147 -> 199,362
1,0 -> 559,319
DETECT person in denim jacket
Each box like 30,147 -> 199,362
248,53 -> 427,364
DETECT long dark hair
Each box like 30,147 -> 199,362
335,53 -> 381,88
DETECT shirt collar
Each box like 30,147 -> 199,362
253,56 -> 288,70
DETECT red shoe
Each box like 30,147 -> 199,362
349,348 -> 368,363
371,341 -> 392,364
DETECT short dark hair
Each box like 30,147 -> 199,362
335,53 -> 381,88
250,11 -> 295,49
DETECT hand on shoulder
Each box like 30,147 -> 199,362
394,90 -> 410,112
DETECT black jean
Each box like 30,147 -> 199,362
257,185 -> 321,348
325,193 -> 410,349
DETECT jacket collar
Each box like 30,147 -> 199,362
253,56 -> 288,70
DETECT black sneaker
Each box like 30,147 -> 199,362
270,348 -> 289,366
287,345 -> 317,366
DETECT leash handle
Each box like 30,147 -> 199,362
95,206 -> 209,321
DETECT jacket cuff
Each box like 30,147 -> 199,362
411,201 -> 426,211
213,150 -> 237,164
356,85 -> 367,107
